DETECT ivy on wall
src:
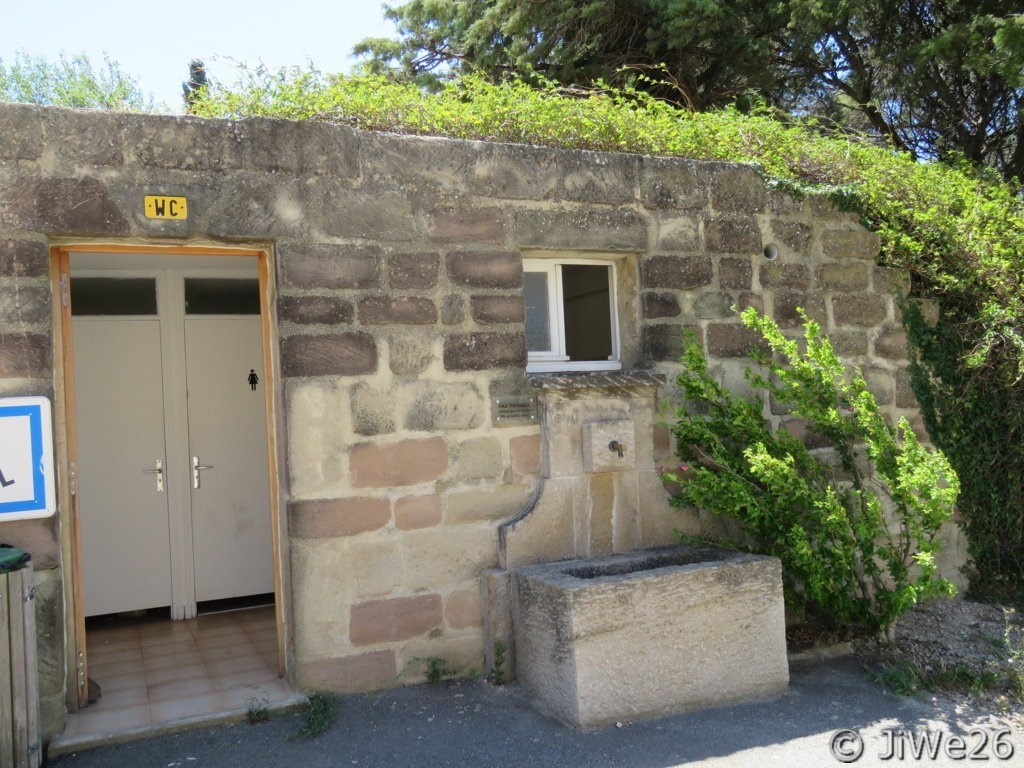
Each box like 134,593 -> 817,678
903,301 -> 1024,593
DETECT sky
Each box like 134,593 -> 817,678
1,0 -> 397,111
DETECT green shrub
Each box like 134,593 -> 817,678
662,308 -> 958,637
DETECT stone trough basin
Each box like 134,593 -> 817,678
512,545 -> 789,728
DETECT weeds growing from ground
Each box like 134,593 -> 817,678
417,656 -> 457,685
487,641 -> 507,686
296,691 -> 336,738
245,693 -> 270,724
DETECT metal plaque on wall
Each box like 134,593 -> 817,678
491,395 -> 538,425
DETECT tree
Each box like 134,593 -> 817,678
0,51 -> 152,111
354,0 -> 799,109
357,1 -> 1024,181
785,2 -> 1024,181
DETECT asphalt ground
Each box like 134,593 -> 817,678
49,657 -> 1023,768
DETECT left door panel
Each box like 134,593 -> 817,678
73,317 -> 174,616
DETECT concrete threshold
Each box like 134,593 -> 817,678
46,692 -> 307,759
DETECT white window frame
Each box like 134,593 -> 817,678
524,257 -> 621,373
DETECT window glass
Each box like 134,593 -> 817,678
562,264 -> 612,361
70,277 -> 157,316
523,258 -> 619,372
524,271 -> 551,351
184,278 -> 260,315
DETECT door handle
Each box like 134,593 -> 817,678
192,456 -> 213,489
142,459 -> 165,493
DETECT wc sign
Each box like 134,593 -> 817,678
144,195 -> 188,220
0,397 -> 56,520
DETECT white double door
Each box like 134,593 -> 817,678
72,256 -> 273,619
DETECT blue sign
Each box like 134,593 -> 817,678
0,397 -> 55,520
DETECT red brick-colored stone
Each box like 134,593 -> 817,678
297,651 -> 397,693
278,243 -> 381,289
470,295 -> 524,324
350,437 -> 448,487
446,251 -> 522,288
429,208 -> 504,244
281,332 -> 377,377
350,594 -> 443,645
445,588 -> 482,629
277,295 -> 353,325
395,495 -> 443,530
288,497 -> 390,538
443,332 -> 526,371
358,296 -> 437,325
509,434 -> 541,476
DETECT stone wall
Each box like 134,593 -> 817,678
0,103 -> 965,733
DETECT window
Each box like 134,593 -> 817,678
70,277 -> 158,316
184,278 -> 260,315
524,258 -> 620,372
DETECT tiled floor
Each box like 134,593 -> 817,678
60,606 -> 294,740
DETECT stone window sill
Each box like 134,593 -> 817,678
527,369 -> 664,396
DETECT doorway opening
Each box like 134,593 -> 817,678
53,246 -> 293,743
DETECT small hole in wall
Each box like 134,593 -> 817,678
763,244 -> 780,261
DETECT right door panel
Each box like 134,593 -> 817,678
184,314 -> 274,603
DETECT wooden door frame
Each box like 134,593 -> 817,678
51,242 -> 289,710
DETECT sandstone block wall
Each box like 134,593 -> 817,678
0,103 -> 963,730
